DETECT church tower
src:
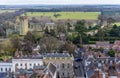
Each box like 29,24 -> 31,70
19,16 -> 28,35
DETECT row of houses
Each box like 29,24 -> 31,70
84,53 -> 120,78
84,40 -> 120,51
0,53 -> 74,78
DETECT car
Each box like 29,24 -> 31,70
74,66 -> 78,69
74,57 -> 83,62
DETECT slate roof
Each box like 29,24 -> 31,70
44,53 -> 70,57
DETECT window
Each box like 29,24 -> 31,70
5,68 -> 7,71
62,63 -> 64,68
63,72 -> 64,76
68,63 -> 70,68
20,64 -> 22,66
25,63 -> 27,66
30,64 -> 32,66
16,63 -> 18,66
1,68 -> 3,72
34,63 -> 36,66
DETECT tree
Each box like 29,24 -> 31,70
39,37 -> 63,53
107,17 -> 115,27
60,41 -> 75,54
10,34 -> 22,51
98,15 -> 107,26
57,24 -> 66,33
75,20 -> 87,45
108,49 -> 115,57
24,31 -> 36,43
67,32 -> 80,44
75,20 -> 87,33
66,22 -> 72,32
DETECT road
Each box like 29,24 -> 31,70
74,61 -> 85,77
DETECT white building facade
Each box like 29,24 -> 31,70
12,58 -> 43,72
0,62 -> 12,72
0,58 -> 43,73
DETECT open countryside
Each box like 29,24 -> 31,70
0,10 -> 17,14
25,12 -> 101,20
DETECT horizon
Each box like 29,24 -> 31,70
1,0 -> 120,5
1,4 -> 120,6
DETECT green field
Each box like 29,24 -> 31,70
25,12 -> 101,20
0,10 -> 17,14
113,22 -> 120,26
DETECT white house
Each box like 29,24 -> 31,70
12,58 -> 43,72
0,56 -> 43,73
0,62 -> 12,72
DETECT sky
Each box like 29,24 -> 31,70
0,0 -> 120,5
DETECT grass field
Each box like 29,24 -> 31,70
25,12 -> 101,20
113,22 -> 120,26
0,10 -> 17,14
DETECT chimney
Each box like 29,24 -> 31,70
105,73 -> 108,78
94,69 -> 103,78
117,72 -> 120,77
115,62 -> 118,69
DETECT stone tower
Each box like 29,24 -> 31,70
19,16 -> 28,35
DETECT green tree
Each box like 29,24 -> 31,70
75,20 -> 87,33
66,22 -> 72,32
10,35 -> 22,50
39,37 -> 63,53
107,17 -> 115,27
24,31 -> 36,43
108,49 -> 115,57
60,41 -> 75,54
57,24 -> 66,33
75,20 -> 87,45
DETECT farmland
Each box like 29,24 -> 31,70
0,10 -> 17,14
25,12 -> 101,20
113,22 -> 120,26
